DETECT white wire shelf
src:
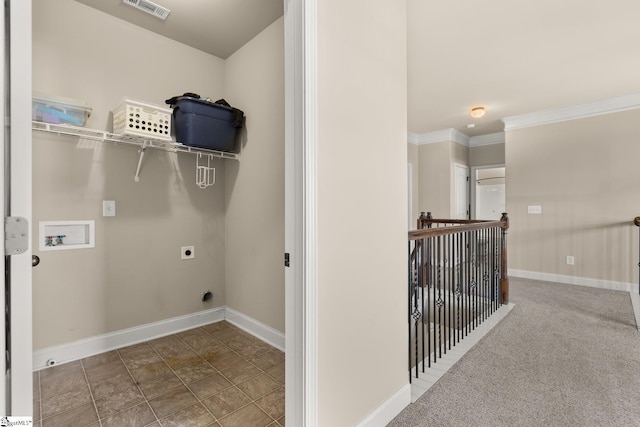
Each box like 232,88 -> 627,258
32,121 -> 239,160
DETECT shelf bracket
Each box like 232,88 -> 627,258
134,144 -> 147,182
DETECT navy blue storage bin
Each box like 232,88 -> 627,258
168,96 -> 243,152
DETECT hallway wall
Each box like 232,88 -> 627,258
470,143 -> 505,166
506,109 -> 640,286
417,140 -> 469,218
316,0 -> 409,424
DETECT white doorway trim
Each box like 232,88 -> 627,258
453,163 -> 469,220
285,0 -> 317,425
470,163 -> 505,220
3,0 -> 33,415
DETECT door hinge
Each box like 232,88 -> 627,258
5,216 -> 29,255
284,252 -> 290,267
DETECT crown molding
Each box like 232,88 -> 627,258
502,93 -> 640,131
450,129 -> 470,146
408,128 -> 470,146
407,132 -> 420,145
468,132 -> 505,147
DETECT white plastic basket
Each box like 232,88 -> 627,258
112,98 -> 172,141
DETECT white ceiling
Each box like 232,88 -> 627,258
75,0 -> 640,138
75,0 -> 283,60
409,0 -> 640,136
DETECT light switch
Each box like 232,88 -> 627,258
103,200 -> 116,217
527,205 -> 542,214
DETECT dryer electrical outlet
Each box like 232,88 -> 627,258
181,246 -> 195,260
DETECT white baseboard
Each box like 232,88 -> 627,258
630,292 -> 640,331
33,306 -> 286,371
224,306 -> 285,352
356,383 -> 411,427
509,269 -> 638,293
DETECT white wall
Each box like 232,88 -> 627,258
32,0 -> 228,349
506,109 -> 640,285
408,143 -> 420,226
224,18 -> 285,332
316,1 -> 409,425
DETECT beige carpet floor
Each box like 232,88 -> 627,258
389,277 -> 640,427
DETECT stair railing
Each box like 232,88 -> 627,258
408,212 -> 509,381
635,216 -> 640,295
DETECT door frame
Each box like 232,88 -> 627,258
9,0 -> 314,420
470,163 -> 505,220
453,163 -> 469,220
3,0 -> 33,416
284,0 -> 317,425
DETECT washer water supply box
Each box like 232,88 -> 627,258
165,94 -> 244,152
32,93 -> 92,126
112,98 -> 172,141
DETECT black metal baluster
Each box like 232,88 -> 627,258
496,226 -> 500,307
466,229 -> 470,337
498,225 -> 503,305
483,227 -> 488,323
408,240 -> 412,381
427,235 -> 432,367
493,227 -> 497,312
487,228 -> 494,316
420,237 -> 425,374
448,231 -> 452,350
479,228 -> 484,325
445,233 -> 449,353
463,230 -> 467,338
414,239 -> 420,379
437,235 -> 442,360
456,233 -> 463,343
442,234 -> 447,355
475,228 -> 479,329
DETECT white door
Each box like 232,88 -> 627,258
2,0 -> 33,416
473,166 -> 506,220
454,163 -> 469,220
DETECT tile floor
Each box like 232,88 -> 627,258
32,321 -> 285,427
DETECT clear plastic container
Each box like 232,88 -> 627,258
32,93 -> 92,126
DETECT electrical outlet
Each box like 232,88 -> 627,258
103,200 -> 116,217
181,246 -> 195,260
566,256 -> 574,265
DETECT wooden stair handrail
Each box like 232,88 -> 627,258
408,212 -> 510,304
409,212 -> 509,241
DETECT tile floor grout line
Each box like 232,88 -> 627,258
117,346 -> 164,426
158,331 -> 222,425
149,329 -> 268,425
80,358 -> 104,427
37,371 -> 42,425
38,361 -> 104,426
182,325 -> 283,425
36,321 -> 284,427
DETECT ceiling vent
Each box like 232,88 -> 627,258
122,0 -> 171,21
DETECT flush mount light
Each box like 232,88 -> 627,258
470,107 -> 486,118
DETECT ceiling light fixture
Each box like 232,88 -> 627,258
470,107 -> 486,118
